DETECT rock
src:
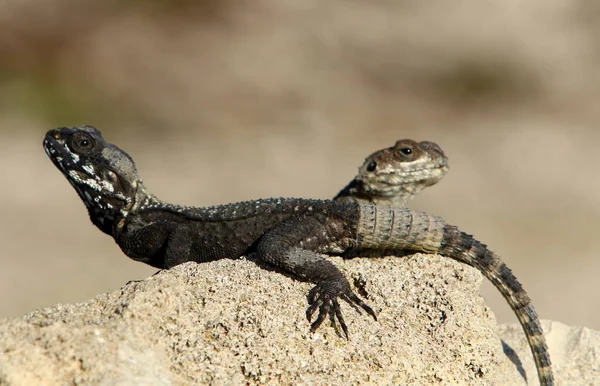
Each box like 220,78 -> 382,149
0,253 -> 589,385
498,320 -> 600,385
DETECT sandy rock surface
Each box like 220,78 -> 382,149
0,254 -> 595,385
498,320 -> 600,386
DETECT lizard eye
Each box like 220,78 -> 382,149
70,132 -> 95,154
366,161 -> 377,172
398,147 -> 412,156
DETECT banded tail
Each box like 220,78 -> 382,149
356,204 -> 553,386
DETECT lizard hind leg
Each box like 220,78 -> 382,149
256,217 -> 376,338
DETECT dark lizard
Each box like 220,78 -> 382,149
335,139 -> 449,207
334,139 -> 552,386
43,126 -> 553,386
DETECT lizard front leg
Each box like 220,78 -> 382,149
255,215 -> 376,338
115,218 -> 196,269
115,219 -> 172,268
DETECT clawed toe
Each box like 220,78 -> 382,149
306,286 -> 320,321
342,292 -> 377,321
306,282 -> 376,339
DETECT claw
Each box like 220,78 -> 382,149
309,302 -> 329,332
332,299 -> 349,339
306,286 -> 321,322
340,293 -> 362,315
306,281 -> 376,338
306,301 -> 319,322
344,292 -> 377,321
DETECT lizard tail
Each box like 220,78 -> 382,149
356,204 -> 554,386
439,224 -> 553,386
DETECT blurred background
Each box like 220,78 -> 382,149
1,0 -> 599,330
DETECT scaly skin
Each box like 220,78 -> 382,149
337,141 -> 552,386
43,126 -> 552,385
44,125 -> 373,339
335,139 -> 448,259
335,139 -> 449,207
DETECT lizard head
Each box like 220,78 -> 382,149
355,139 -> 450,205
43,125 -> 142,234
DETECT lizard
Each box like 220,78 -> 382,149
334,138 -> 448,260
335,139 -> 449,207
42,125 -> 553,386
334,139 -> 552,385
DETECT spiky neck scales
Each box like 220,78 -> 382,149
43,125 -> 145,235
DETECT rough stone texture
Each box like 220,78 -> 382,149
0,254 -> 594,385
498,320 -> 600,386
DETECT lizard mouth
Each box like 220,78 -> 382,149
44,133 -> 128,213
43,136 -> 64,170
43,131 -> 81,174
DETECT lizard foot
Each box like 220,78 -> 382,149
306,282 -> 377,339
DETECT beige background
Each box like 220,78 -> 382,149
1,0 -> 599,330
